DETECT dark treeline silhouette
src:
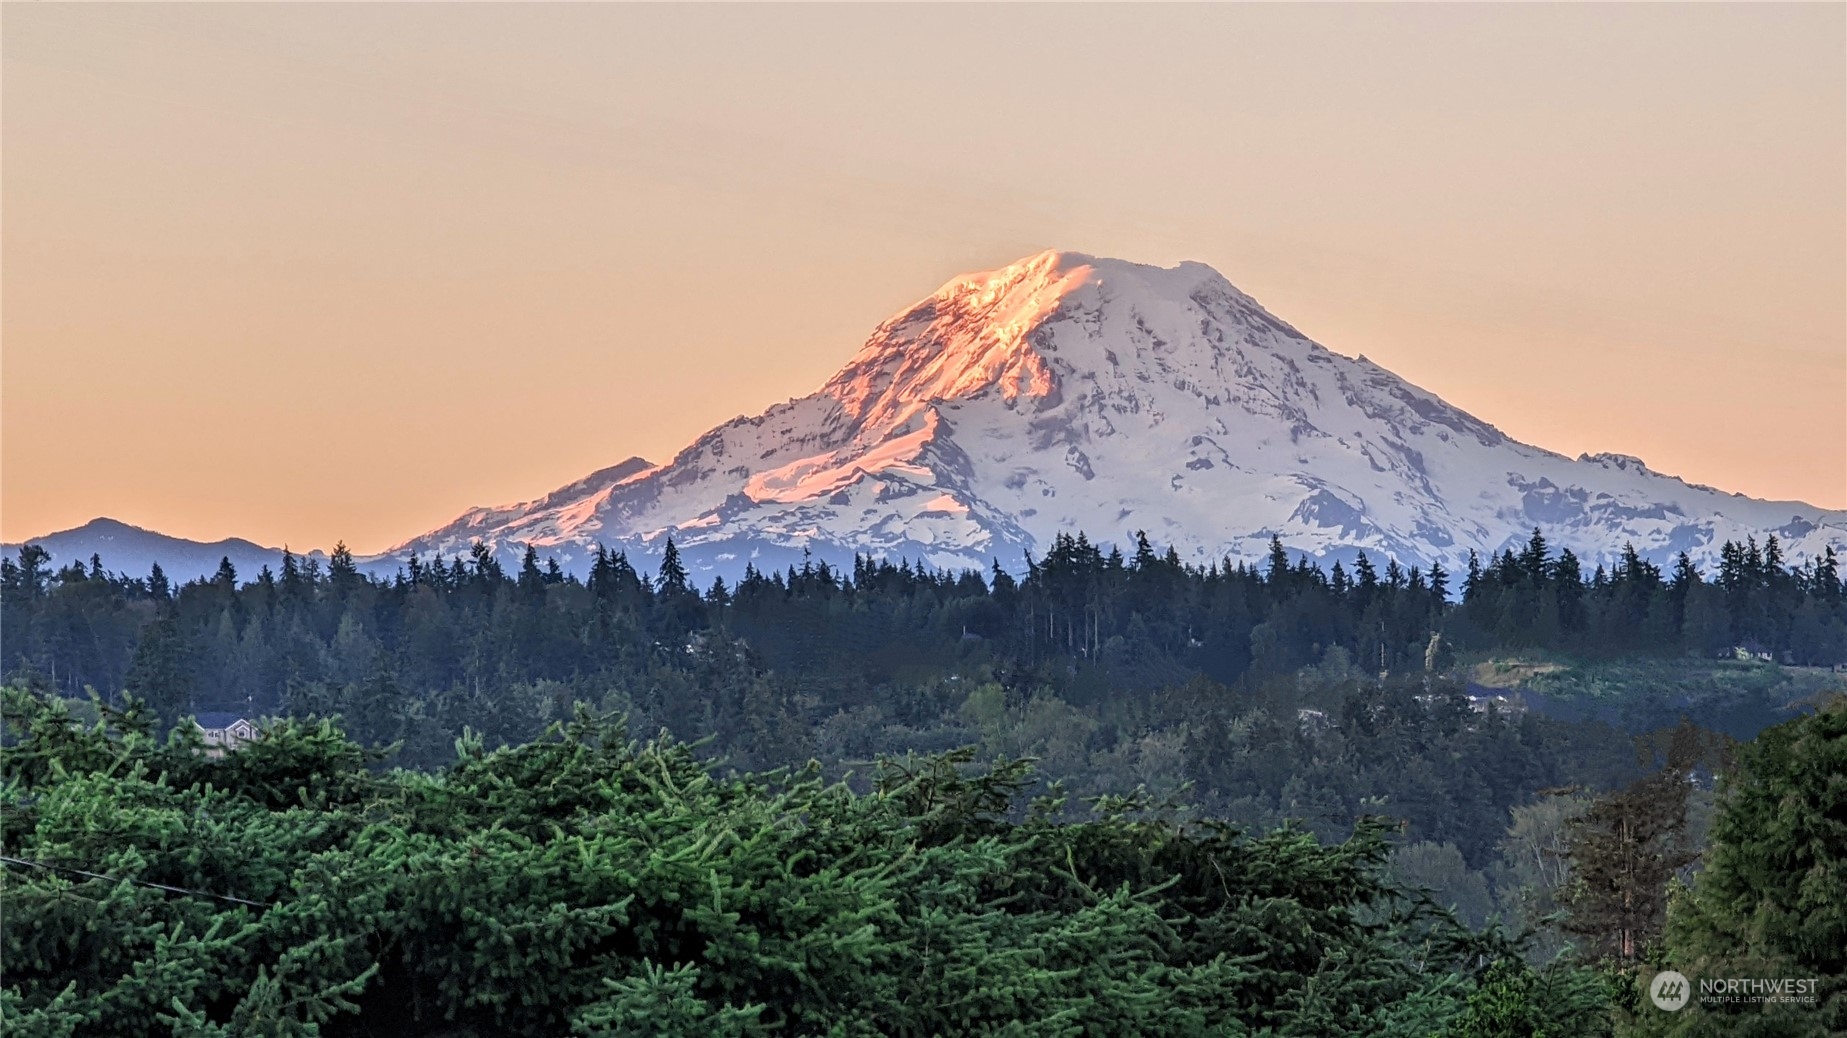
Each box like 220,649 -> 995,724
3,529 -> 1840,723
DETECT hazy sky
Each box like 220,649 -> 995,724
4,3 -> 1843,554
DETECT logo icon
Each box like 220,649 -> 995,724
1650,970 -> 1690,1011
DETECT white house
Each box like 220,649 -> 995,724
193,712 -> 258,754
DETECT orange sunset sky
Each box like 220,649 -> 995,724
3,3 -> 1843,555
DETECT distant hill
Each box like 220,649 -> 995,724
1,518 -> 329,584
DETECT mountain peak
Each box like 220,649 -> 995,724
822,251 -> 1254,436
932,250 -> 1239,311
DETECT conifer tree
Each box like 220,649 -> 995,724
124,613 -> 196,723
281,548 -> 304,596
330,541 -> 360,596
518,544 -> 545,594
1463,549 -> 1483,603
1561,765 -> 1695,961
1632,698 -> 1846,1037
1266,535 -> 1291,589
1354,552 -> 1379,605
1133,530 -> 1159,571
706,575 -> 731,609
657,537 -> 690,596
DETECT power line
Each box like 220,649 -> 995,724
0,855 -> 271,909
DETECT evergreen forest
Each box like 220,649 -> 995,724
3,528 -> 1844,1034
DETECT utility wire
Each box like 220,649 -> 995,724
0,855 -> 272,909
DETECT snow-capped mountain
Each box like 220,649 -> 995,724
380,251 -> 1845,578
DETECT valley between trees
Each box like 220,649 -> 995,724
2,529 -> 1844,1034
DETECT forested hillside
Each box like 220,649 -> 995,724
5,528 -> 1841,955
3,529 -> 1842,855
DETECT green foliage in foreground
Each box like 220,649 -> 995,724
1621,696 -> 1847,1038
1,687 -> 1611,1037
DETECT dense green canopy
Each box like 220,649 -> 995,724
1622,698 -> 1847,1038
2,687 -> 1612,1037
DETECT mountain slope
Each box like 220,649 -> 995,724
2,518 -> 328,584
380,250 -> 1844,577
